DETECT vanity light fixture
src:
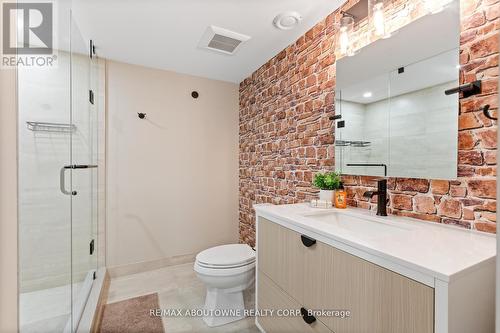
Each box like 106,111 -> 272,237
338,14 -> 355,57
370,0 -> 390,38
422,0 -> 454,14
363,91 -> 373,98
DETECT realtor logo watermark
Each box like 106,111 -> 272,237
2,1 -> 57,68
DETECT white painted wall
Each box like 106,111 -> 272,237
336,81 -> 458,179
106,61 -> 239,268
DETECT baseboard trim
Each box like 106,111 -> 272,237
107,253 -> 196,278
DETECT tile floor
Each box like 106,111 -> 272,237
106,262 -> 260,333
20,282 -> 82,333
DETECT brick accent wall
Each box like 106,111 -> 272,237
239,0 -> 499,246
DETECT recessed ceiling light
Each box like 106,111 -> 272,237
273,12 -> 302,30
363,92 -> 373,98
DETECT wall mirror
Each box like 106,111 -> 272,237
335,0 -> 460,180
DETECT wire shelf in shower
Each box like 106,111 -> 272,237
26,121 -> 77,133
335,140 -> 371,147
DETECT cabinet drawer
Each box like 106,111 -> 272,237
305,240 -> 434,333
258,217 -> 434,333
257,271 -> 332,333
258,217 -> 307,302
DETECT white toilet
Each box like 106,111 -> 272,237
194,244 -> 256,327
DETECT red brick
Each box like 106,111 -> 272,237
463,207 -> 475,220
463,12 -> 486,30
484,150 -> 497,165
470,34 -> 499,59
458,150 -> 483,165
485,4 -> 500,21
467,179 -> 497,199
391,194 -> 413,211
458,131 -> 476,149
431,180 -> 450,195
450,185 -> 468,197
442,219 -> 472,229
438,198 -> 462,219
396,179 -> 430,193
459,113 -> 482,130
476,128 -> 497,149
475,222 -> 496,233
414,196 -> 436,214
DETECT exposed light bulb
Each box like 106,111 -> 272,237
339,26 -> 349,55
372,2 -> 385,37
363,92 -> 373,98
338,16 -> 354,56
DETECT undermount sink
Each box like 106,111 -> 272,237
301,211 -> 414,238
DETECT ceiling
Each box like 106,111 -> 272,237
72,0 -> 345,83
337,1 -> 460,104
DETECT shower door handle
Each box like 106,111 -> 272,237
60,165 -> 98,196
60,167 -> 76,196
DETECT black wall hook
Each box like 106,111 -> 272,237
138,113 -> 146,119
483,105 -> 497,120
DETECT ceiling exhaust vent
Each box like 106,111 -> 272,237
199,26 -> 251,55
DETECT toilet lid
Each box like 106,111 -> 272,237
196,244 -> 255,267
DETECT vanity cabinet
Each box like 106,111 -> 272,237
255,204 -> 495,333
257,217 -> 434,333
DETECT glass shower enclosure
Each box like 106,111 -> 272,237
18,11 -> 101,332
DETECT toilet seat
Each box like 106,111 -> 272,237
196,244 -> 255,267
194,260 -> 255,277
194,244 -> 255,276
196,260 -> 254,269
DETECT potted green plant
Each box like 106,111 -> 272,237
313,171 -> 341,202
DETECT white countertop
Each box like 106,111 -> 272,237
254,203 -> 496,283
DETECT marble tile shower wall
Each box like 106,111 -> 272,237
18,53 -> 73,292
336,100 -> 389,177
18,52 -> 100,292
239,0 -> 499,246
338,82 -> 458,179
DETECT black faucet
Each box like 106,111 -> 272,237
363,179 -> 388,216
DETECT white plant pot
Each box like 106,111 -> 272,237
319,189 -> 335,203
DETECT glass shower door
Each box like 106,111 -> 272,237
68,14 -> 98,332
18,8 -> 99,333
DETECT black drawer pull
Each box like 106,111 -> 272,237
301,235 -> 316,247
300,307 -> 316,325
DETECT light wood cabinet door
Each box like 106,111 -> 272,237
258,217 -> 307,303
304,241 -> 434,333
258,217 -> 435,333
257,271 -> 333,333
